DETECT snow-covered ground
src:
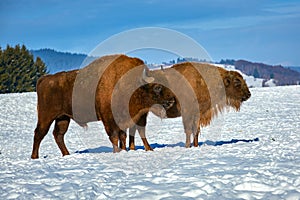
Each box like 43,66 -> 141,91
0,86 -> 300,199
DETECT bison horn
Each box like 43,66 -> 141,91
142,66 -> 155,83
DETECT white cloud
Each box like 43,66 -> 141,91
156,1 -> 300,31
263,2 -> 300,14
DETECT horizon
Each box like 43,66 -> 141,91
29,48 -> 300,68
1,0 -> 300,66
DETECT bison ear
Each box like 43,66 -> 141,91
142,66 -> 155,83
153,84 -> 162,94
224,77 -> 231,87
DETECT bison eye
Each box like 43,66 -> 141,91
153,85 -> 162,94
234,78 -> 242,88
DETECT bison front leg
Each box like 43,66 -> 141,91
185,130 -> 192,148
137,126 -> 153,151
102,119 -> 121,153
193,129 -> 200,147
136,113 -> 153,151
182,114 -> 200,148
129,125 -> 153,151
182,117 -> 193,148
119,130 -> 127,151
53,116 -> 70,157
129,126 -> 137,150
108,130 -> 121,153
193,124 -> 201,147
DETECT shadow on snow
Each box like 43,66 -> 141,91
75,138 -> 259,154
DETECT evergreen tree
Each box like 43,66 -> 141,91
253,68 -> 260,78
0,44 -> 48,93
32,57 -> 47,88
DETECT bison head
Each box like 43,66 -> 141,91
140,68 -> 175,115
223,70 -> 251,110
109,61 -> 176,130
110,65 -> 176,128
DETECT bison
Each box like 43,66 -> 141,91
129,62 -> 251,150
31,54 -> 175,159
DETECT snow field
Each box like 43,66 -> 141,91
0,86 -> 300,199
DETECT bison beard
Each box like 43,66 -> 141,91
31,54 -> 175,159
129,62 -> 251,150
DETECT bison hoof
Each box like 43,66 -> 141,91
113,147 -> 121,153
145,147 -> 154,151
129,146 -> 136,151
31,155 -> 39,159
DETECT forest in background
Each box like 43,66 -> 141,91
1,46 -> 299,94
0,45 -> 48,93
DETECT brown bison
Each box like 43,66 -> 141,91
129,62 -> 251,150
31,54 -> 175,159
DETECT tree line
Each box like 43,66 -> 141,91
0,44 -> 48,93
31,48 -> 88,73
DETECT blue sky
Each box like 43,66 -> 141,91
1,0 -> 300,65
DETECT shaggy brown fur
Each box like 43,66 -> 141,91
31,54 -> 175,159
129,62 -> 251,150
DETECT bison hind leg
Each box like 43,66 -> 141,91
53,115 -> 70,157
129,126 -> 137,150
31,120 -> 53,159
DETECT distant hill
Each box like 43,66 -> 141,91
234,60 -> 300,86
30,49 -> 95,73
287,66 -> 300,73
30,49 -> 300,86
